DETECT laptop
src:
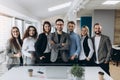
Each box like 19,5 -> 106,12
46,66 -> 68,79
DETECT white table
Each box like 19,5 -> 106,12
0,66 -> 113,80
112,45 -> 120,66
112,45 -> 120,50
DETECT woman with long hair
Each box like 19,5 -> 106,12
22,26 -> 38,65
5,27 -> 23,69
79,25 -> 94,66
35,21 -> 51,64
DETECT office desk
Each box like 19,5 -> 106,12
112,45 -> 120,66
112,45 -> 120,50
0,66 -> 113,80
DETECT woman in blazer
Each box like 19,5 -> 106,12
5,27 -> 23,69
35,21 -> 51,64
79,26 -> 94,66
22,26 -> 38,65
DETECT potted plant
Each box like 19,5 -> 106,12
71,64 -> 85,80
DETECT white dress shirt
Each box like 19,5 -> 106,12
22,37 -> 36,57
95,36 -> 101,64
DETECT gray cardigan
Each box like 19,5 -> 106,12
5,40 -> 21,69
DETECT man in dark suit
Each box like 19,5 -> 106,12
50,19 -> 70,63
92,23 -> 112,75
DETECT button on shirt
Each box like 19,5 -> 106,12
69,32 -> 81,57
95,36 -> 101,64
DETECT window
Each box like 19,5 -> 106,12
24,21 -> 33,32
15,19 -> 24,38
0,15 -> 12,49
24,21 -> 39,34
0,15 -> 12,64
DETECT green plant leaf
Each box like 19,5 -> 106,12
71,64 -> 85,78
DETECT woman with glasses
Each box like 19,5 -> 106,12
5,27 -> 23,69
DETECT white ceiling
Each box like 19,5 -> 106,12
85,0 -> 120,9
0,0 -> 120,20
13,0 -> 73,19
77,0 -> 120,17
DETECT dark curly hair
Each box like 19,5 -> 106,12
23,26 -> 38,40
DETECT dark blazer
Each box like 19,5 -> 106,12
50,31 -> 70,62
35,33 -> 47,58
92,34 -> 112,63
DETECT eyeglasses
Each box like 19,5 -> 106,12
56,24 -> 63,26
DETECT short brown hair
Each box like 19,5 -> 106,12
94,23 -> 100,27
67,21 -> 75,26
55,19 -> 64,24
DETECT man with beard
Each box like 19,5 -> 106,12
92,23 -> 112,75
67,21 -> 81,64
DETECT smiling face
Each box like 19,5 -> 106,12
68,23 -> 75,32
56,21 -> 64,32
81,27 -> 88,36
29,27 -> 36,37
44,24 -> 51,33
94,24 -> 102,35
11,28 -> 20,38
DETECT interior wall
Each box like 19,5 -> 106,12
114,10 -> 120,45
92,10 -> 115,44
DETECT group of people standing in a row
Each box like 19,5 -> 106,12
5,18 -> 112,75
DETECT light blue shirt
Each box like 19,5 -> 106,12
69,32 -> 81,57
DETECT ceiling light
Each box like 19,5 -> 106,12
48,2 -> 72,12
102,0 -> 120,5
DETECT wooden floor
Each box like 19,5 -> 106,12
110,62 -> 120,80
